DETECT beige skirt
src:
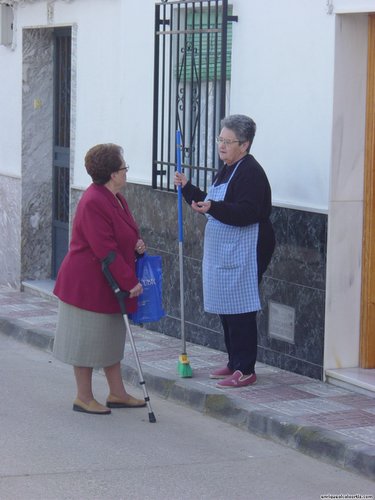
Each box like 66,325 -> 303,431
53,300 -> 126,368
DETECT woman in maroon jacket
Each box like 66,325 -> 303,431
53,144 -> 146,415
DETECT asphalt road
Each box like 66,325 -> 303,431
0,334 -> 373,500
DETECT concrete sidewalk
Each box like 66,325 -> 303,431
1,285 -> 375,481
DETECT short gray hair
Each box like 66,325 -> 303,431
220,114 -> 256,152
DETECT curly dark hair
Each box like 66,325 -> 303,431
85,143 -> 124,185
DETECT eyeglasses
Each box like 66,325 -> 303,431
118,163 -> 130,172
215,137 -> 241,146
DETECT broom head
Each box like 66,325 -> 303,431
177,353 -> 193,378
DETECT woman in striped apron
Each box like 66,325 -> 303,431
175,114 -> 275,388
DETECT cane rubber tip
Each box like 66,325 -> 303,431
149,412 -> 156,423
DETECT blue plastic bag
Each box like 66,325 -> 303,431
129,253 -> 165,324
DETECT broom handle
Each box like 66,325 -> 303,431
176,130 -> 186,353
177,130 -> 183,243
179,242 -> 186,353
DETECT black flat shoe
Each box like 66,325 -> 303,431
106,394 -> 146,408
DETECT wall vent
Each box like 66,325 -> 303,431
0,5 -> 13,46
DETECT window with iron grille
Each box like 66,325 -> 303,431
152,0 -> 237,192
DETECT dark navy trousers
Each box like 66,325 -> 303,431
219,312 -> 258,374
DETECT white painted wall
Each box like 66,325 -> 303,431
0,0 -> 156,188
230,0 -> 335,211
53,0 -> 156,189
0,35 -> 22,178
0,0 -> 340,209
54,0 -> 156,188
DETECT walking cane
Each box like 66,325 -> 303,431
101,251 -> 156,423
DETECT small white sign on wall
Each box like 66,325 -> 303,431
268,301 -> 295,344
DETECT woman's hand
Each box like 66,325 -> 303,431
174,172 -> 188,188
135,239 -> 146,255
129,282 -> 143,298
191,200 -> 211,213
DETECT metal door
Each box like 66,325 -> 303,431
52,28 -> 71,278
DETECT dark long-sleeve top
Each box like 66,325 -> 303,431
181,154 -> 275,272
182,154 -> 272,226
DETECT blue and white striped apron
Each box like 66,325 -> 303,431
202,161 -> 260,314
